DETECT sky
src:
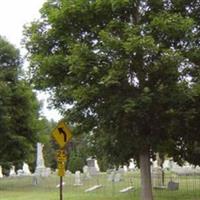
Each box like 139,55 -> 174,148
0,0 -> 62,121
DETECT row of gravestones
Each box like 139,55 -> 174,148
0,144 -> 103,179
73,167 -> 126,186
152,165 -> 200,190
70,168 -> 133,193
73,168 -> 178,192
0,142 -> 136,179
0,143 -> 51,178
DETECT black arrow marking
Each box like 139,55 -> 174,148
58,128 -> 67,142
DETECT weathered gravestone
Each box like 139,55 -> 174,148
34,143 -> 51,177
83,165 -> 91,179
152,167 -> 164,188
120,186 -> 134,193
107,169 -> 122,182
17,162 -> 32,176
9,166 -> 16,177
87,158 -> 99,176
74,171 -> 83,186
85,184 -> 103,192
168,181 -> 179,190
23,162 -> 31,175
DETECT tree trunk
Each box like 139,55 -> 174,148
139,147 -> 153,200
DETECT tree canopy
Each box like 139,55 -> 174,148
23,0 -> 200,199
0,36 -> 41,170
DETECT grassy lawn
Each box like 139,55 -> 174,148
0,171 -> 200,200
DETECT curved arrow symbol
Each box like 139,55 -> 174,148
58,128 -> 67,142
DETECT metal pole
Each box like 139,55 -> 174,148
60,176 -> 63,200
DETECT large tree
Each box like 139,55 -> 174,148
0,36 -> 41,171
24,0 -> 200,199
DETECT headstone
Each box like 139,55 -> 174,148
94,159 -> 100,172
118,167 -> 125,174
152,167 -> 163,187
36,143 -> 45,168
34,143 -> 51,177
114,172 -> 121,182
85,185 -> 102,192
9,166 -> 16,177
163,159 -> 170,169
193,166 -> 200,175
168,181 -> 179,190
118,167 -> 124,179
107,170 -> 121,182
128,159 -> 136,170
74,171 -> 83,186
17,169 -> 24,176
107,170 -> 115,182
170,161 -> 200,176
120,186 -> 134,193
87,158 -> 99,176
171,163 -> 200,176
0,166 -> 3,178
123,165 -> 128,172
56,182 -> 66,188
22,162 -> 31,175
83,165 -> 91,179
17,162 -> 32,176
66,170 -> 72,176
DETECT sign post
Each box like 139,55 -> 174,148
57,149 -> 67,200
51,120 -> 72,200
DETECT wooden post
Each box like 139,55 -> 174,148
60,176 -> 63,200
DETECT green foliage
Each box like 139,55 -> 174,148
68,152 -> 86,173
0,36 -> 41,169
23,0 -> 200,167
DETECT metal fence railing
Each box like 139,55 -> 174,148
0,170 -> 200,200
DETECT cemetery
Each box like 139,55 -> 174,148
0,0 -> 200,200
0,142 -> 200,200
1,165 -> 200,200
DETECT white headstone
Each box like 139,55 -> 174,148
94,159 -> 100,172
120,186 -> 134,193
85,185 -> 102,192
17,162 -> 31,176
83,165 -> 91,179
74,171 -> 83,186
34,143 -> 51,177
87,158 -> 99,176
9,166 -> 16,176
128,159 -> 136,170
22,162 -> 31,175
36,143 -> 45,168
0,166 -> 3,178
56,182 -> 66,188
123,165 -> 128,172
107,169 -> 121,182
66,170 -> 72,175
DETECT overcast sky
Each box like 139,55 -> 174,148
0,0 -> 62,121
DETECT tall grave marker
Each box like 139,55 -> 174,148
34,143 -> 51,177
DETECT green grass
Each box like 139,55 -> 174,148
0,172 -> 200,200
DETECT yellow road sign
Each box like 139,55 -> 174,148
56,150 -> 67,162
57,161 -> 65,177
52,120 -> 72,148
